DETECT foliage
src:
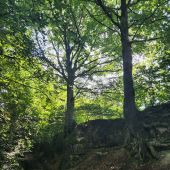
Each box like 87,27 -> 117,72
0,0 -> 169,169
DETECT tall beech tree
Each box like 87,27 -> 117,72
86,0 -> 169,128
120,0 -> 137,125
83,0 -> 169,158
30,0 -> 113,136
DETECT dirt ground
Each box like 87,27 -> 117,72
69,147 -> 170,170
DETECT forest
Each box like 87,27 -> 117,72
0,0 -> 170,169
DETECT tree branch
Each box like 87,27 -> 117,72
95,0 -> 120,28
35,30 -> 67,81
131,37 -> 163,43
128,0 -> 142,7
85,6 -> 118,33
50,35 -> 67,80
130,3 -> 161,41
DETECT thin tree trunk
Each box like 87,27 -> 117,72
9,105 -> 17,149
120,0 -> 137,126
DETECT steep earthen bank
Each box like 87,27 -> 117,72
20,102 -> 170,170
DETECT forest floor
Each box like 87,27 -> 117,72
68,147 -> 170,170
20,144 -> 170,170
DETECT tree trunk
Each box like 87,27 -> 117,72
120,0 -> 137,126
64,81 -> 75,136
120,2 -> 151,160
9,111 -> 17,146
64,46 -> 75,137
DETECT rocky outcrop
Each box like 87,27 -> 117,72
64,102 -> 170,169
140,102 -> 170,156
19,102 -> 170,170
73,119 -> 126,149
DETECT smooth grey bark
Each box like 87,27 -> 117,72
65,82 -> 75,136
65,65 -> 75,136
94,0 -> 137,124
120,0 -> 137,125
64,44 -> 76,136
120,3 -> 154,159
